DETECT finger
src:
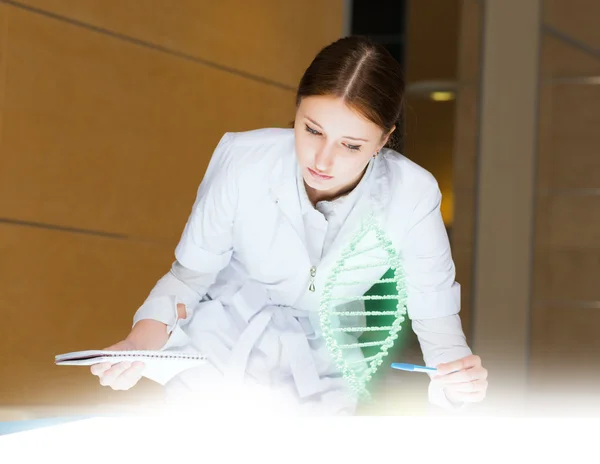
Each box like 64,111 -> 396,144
112,373 -> 143,391
437,355 -> 481,376
444,379 -> 488,394
90,362 -> 112,376
445,389 -> 487,404
434,369 -> 472,384
99,362 -> 131,386
112,364 -> 145,390
435,367 -> 486,384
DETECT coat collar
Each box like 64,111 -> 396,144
268,137 -> 393,266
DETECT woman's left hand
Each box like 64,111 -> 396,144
434,354 -> 488,404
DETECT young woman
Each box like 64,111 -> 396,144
91,36 -> 488,415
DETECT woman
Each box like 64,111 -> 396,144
91,36 -> 488,415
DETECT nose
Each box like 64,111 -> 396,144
314,144 -> 335,172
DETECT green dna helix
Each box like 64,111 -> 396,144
319,213 -> 409,401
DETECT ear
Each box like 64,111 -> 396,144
379,125 -> 396,151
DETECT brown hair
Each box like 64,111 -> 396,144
296,35 -> 405,152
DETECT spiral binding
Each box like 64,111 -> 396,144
55,350 -> 206,364
101,351 -> 205,360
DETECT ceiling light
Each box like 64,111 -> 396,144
430,91 -> 455,102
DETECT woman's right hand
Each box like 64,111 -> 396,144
91,314 -> 181,390
90,339 -> 146,390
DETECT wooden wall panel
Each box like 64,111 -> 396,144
530,305 -> 600,396
539,84 -> 600,190
544,0 -> 600,50
530,6 -> 600,404
536,30 -> 600,190
16,0 -> 344,87
534,195 -> 600,251
541,34 -> 600,77
533,249 -> 600,302
0,223 -> 173,406
0,3 -> 6,149
0,7 -> 295,242
535,50 -> 600,250
538,33 -> 600,192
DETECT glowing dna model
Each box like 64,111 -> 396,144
319,213 -> 408,401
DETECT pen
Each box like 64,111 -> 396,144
391,363 -> 437,373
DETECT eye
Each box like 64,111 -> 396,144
344,144 -> 362,152
305,124 -> 322,136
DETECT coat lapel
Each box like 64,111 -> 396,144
268,144 -> 308,250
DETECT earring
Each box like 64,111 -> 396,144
373,150 -> 379,158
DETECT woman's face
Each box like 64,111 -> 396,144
294,95 -> 392,203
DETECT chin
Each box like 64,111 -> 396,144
303,174 -> 335,191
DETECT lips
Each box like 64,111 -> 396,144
308,167 -> 333,180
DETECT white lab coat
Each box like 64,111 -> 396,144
133,128 -> 471,415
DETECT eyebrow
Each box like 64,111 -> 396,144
304,116 -> 369,142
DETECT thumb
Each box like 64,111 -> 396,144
434,363 -> 454,377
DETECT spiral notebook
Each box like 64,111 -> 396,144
55,349 -> 207,385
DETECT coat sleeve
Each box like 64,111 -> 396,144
132,132 -> 238,332
400,180 -> 472,410
174,132 -> 238,272
412,315 -> 472,411
402,183 -> 461,320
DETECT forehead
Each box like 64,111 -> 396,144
298,95 -> 383,136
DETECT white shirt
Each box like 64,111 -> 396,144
133,128 -> 472,412
297,152 -> 373,266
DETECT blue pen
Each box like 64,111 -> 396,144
391,363 -> 437,374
